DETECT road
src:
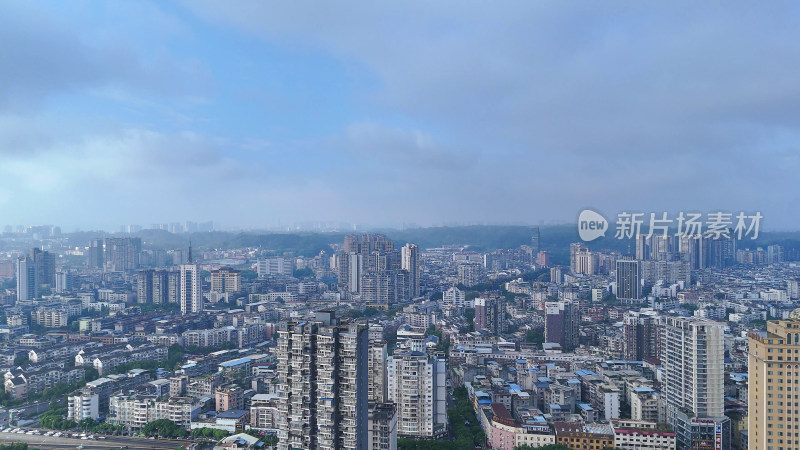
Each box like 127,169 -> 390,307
0,430 -> 188,449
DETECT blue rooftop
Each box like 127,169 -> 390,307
220,357 -> 252,367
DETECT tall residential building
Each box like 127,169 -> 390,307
767,244 -> 784,265
338,235 -> 415,306
536,251 -> 551,267
572,247 -> 598,275
457,262 -> 482,287
88,238 -> 104,269
368,403 -> 398,450
635,234 -> 650,261
387,351 -> 447,438
545,300 -> 579,351
179,264 -> 203,315
679,235 -> 705,270
30,248 -> 55,286
137,269 -> 154,304
474,297 -> 505,335
622,310 -> 661,362
105,237 -> 142,272
16,256 -> 37,301
531,226 -> 540,254
210,267 -> 241,293
368,342 -> 388,404
138,269 -> 173,304
167,269 -> 181,304
152,269 -> 170,304
442,286 -> 466,309
650,235 -> 677,261
277,312 -> 368,450
616,259 -> 641,300
748,313 -> 800,450
570,243 -> 586,274
661,317 -> 729,450
401,244 -> 420,298
550,267 -> 563,285
55,268 -> 74,294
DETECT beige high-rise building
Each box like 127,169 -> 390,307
749,313 -> 800,450
210,267 -> 241,293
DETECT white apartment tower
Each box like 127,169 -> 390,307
387,351 -> 446,438
401,244 -> 420,298
661,316 -> 729,450
179,263 -> 203,315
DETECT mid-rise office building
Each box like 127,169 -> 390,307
257,257 -> 293,277
211,267 -> 241,293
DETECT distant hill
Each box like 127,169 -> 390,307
60,224 -> 800,265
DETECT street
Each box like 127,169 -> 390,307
0,430 -> 187,449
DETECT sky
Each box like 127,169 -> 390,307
2,1 -> 800,231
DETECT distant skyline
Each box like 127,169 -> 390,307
2,2 -> 800,230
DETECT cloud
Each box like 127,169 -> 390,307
2,1 -> 799,229
180,1 -> 800,228
0,1 -> 207,113
339,122 -> 469,171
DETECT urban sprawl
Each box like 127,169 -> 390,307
0,225 -> 793,450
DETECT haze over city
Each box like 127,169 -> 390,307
2,1 -> 799,230
4,3 -> 800,450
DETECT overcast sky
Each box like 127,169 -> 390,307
2,1 -> 799,231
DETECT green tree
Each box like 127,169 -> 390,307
525,328 -> 545,348
141,419 -> 188,438
292,267 -> 314,278
13,354 -> 29,367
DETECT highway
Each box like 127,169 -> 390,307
0,429 -> 189,449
